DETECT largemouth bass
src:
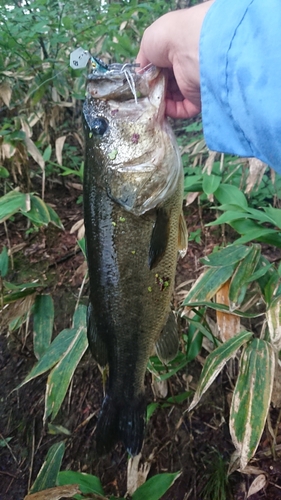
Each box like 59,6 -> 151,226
83,63 -> 187,456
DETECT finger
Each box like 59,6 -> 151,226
166,98 -> 201,119
135,49 -> 150,68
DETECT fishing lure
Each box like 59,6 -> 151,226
90,56 -> 108,73
70,47 -> 140,103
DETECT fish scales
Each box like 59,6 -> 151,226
83,64 -> 187,455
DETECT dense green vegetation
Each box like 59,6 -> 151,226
1,0 -> 281,498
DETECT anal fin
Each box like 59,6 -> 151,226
155,311 -> 179,363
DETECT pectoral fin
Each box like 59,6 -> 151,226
155,311 -> 179,363
87,302 -> 108,367
149,208 -> 170,270
178,211 -> 188,258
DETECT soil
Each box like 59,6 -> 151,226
1,181 -> 281,500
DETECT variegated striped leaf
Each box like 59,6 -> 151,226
183,265 -> 234,305
266,297 -> 281,351
188,330 -> 252,411
228,244 -> 261,309
229,338 -> 275,470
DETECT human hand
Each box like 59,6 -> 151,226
136,1 -> 214,119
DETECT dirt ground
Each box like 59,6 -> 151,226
1,182 -> 281,500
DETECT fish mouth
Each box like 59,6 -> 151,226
86,64 -> 161,102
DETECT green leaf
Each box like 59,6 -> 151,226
0,436 -> 12,448
33,294 -> 54,359
200,245 -> 251,267
263,206 -> 281,229
77,237 -> 86,258
17,306 -> 87,390
232,228 -> 280,246
0,246 -> 9,277
245,261 -> 272,283
132,472 -> 181,500
46,204 -> 64,229
147,352 -> 188,381
22,195 -> 50,225
72,304 -> 87,329
214,184 -> 248,208
3,287 -> 37,305
202,173 -> 221,196
30,441 -> 65,493
146,402 -> 159,421
230,218 -> 263,233
185,301 -> 264,318
44,311 -> 88,421
212,203 -> 246,213
0,190 -> 26,223
188,330 -> 253,411
247,206 -> 281,227
43,144 -> 52,162
183,266 -> 234,304
17,328 -> 79,388
229,339 -> 275,470
47,423 -> 71,436
266,299 -> 281,351
186,316 -> 218,345
207,211 -> 249,226
57,471 -> 105,498
186,327 -> 203,363
228,245 -> 261,308
165,391 -> 192,405
3,280 -> 41,291
184,174 -> 202,189
0,166 -> 9,178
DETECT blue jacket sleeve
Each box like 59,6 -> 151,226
200,0 -> 281,174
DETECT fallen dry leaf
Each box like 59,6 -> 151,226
126,452 -> 153,496
24,484 -> 80,500
247,474 -> 267,498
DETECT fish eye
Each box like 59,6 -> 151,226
90,118 -> 108,136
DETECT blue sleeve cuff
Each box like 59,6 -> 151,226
200,0 -> 281,174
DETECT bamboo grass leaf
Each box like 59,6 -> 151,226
131,472 -> 181,500
33,294 -> 54,359
185,301 -> 265,318
57,471 -> 105,497
201,245 -> 251,267
0,190 -> 26,223
266,298 -> 281,351
22,194 -> 50,225
17,328 -> 77,389
44,319 -> 88,421
183,266 -> 234,305
188,330 -> 253,411
229,339 -> 275,470
30,442 -> 65,493
228,245 -> 261,309
17,305 -> 88,390
0,246 -> 9,277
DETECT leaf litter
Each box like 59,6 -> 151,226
1,183 -> 281,499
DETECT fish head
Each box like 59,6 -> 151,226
83,65 -> 182,216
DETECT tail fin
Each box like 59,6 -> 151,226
95,394 -> 146,456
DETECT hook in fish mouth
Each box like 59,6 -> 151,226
87,60 -> 141,104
